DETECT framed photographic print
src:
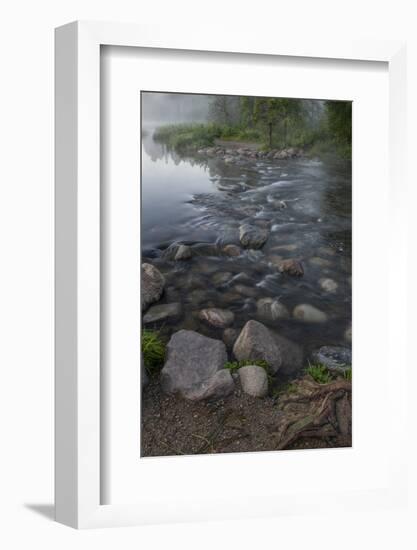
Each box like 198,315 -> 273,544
55,21 -> 408,528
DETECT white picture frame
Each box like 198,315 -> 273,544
55,20 -> 407,529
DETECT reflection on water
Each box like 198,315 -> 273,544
141,128 -> 352,359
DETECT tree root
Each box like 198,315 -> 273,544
273,376 -> 352,450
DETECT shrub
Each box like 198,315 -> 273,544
142,329 -> 166,375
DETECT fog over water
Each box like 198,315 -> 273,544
141,92 -> 211,126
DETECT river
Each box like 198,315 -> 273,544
141,128 -> 352,363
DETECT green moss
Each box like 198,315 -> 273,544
305,363 -> 332,384
142,329 -> 166,375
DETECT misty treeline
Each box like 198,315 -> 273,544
150,93 -> 351,157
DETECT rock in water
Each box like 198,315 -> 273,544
198,308 -> 235,328
319,278 -> 338,293
311,346 -> 352,372
256,297 -> 289,321
293,304 -> 328,323
141,263 -> 165,311
277,259 -> 304,277
143,302 -> 182,324
161,243 -> 192,261
238,365 -> 268,397
211,271 -> 233,286
233,320 -> 303,376
222,244 -> 241,257
174,244 -> 192,260
239,224 -> 269,249
160,330 -> 233,401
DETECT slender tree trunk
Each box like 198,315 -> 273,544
268,122 -> 273,149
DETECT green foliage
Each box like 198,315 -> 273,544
142,329 -> 166,375
153,97 -> 352,159
253,97 -> 303,148
153,123 -> 223,150
224,359 -> 270,373
305,363 -> 332,384
325,100 -> 352,144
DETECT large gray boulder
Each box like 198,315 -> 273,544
160,330 -> 233,401
186,369 -> 235,401
233,320 -> 303,375
141,263 -> 165,311
239,224 -> 269,249
274,333 -> 304,376
238,365 -> 268,397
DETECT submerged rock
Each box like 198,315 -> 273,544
238,365 -> 268,397
222,244 -> 241,257
174,244 -> 192,260
319,277 -> 338,293
187,289 -> 207,305
311,346 -> 352,372
198,307 -> 235,328
239,223 -> 269,249
211,271 -> 233,286
256,298 -> 289,321
272,243 -> 299,252
143,302 -> 182,324
191,243 -> 220,257
234,284 -> 257,298
233,320 -> 302,375
141,263 -> 165,311
160,243 -> 192,261
293,304 -> 328,323
309,256 -> 332,268
277,259 -> 304,277
160,330 -> 232,401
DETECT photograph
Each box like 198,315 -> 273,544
140,91 -> 352,457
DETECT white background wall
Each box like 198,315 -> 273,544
0,0 -> 416,548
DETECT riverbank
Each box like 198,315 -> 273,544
152,122 -> 351,159
142,369 -> 352,457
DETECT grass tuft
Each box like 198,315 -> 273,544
305,362 -> 332,384
142,329 -> 166,375
343,367 -> 352,382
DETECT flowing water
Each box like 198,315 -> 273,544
141,128 -> 352,362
